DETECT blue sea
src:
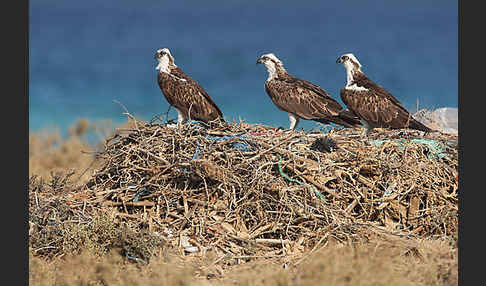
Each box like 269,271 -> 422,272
29,0 -> 457,136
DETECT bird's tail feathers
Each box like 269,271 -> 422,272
333,110 -> 362,128
409,118 -> 434,134
316,112 -> 361,128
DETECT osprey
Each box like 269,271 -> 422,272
256,53 -> 360,130
336,53 -> 432,136
155,48 -> 224,126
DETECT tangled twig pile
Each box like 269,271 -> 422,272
29,119 -> 458,265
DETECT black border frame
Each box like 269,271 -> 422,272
6,0 -> 29,283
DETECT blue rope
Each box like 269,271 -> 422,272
132,187 -> 150,202
189,134 -> 252,162
277,156 -> 324,199
191,143 -> 200,160
369,138 -> 446,160
205,134 -> 252,152
125,252 -> 148,264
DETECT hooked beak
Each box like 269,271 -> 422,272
256,58 -> 264,65
336,57 -> 343,64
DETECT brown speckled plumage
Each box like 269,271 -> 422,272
340,71 -> 431,132
260,56 -> 360,128
157,65 -> 223,123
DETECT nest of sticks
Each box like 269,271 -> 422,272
29,119 -> 458,264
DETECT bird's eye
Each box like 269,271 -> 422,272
343,56 -> 349,61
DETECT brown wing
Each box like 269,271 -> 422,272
351,72 -> 411,114
340,72 -> 431,132
264,75 -> 359,127
157,68 -> 223,123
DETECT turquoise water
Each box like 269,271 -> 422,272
29,0 -> 458,135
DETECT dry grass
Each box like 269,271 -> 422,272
29,118 -> 138,184
29,116 -> 458,286
29,250 -> 205,286
29,238 -> 457,286
29,119 -> 100,184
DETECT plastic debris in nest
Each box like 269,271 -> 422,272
191,134 -> 253,160
206,134 -> 253,152
369,138 -> 448,160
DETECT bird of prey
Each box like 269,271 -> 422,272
155,48 -> 224,126
336,53 -> 432,136
256,53 -> 360,130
